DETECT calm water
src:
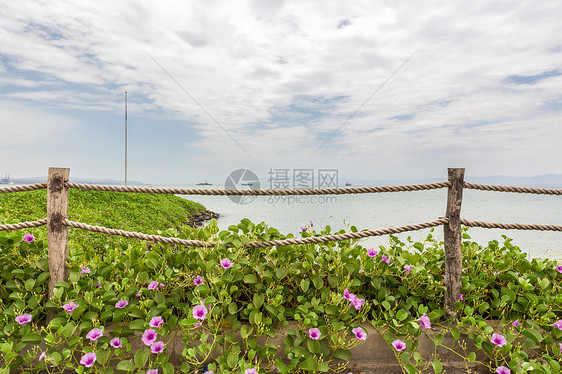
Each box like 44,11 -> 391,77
177,187 -> 562,260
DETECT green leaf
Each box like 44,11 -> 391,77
396,309 -> 408,321
467,352 -> 476,362
117,360 -> 135,372
521,328 -> 543,344
275,268 -> 288,280
299,357 -> 318,371
154,292 -> 166,305
244,274 -> 258,284
163,363 -> 174,374
275,359 -> 288,374
228,302 -> 238,314
24,279 -> 36,291
332,348 -> 352,361
22,333 -> 42,344
432,360 -> 443,373
450,327 -> 460,340
382,301 -> 391,310
253,293 -> 264,309
226,351 -> 239,369
134,349 -> 149,367
129,319 -> 145,331
300,279 -> 310,292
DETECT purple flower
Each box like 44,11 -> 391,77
301,227 -> 307,233
159,283 -> 165,288
244,369 -> 258,374
150,341 -> 165,354
417,313 -> 431,329
97,281 -> 102,288
496,366 -> 511,374
148,281 -> 159,290
15,313 -> 32,326
352,327 -> 366,341
136,291 -> 141,297
367,248 -> 378,257
22,233 -> 35,242
458,294 -> 464,301
350,296 -> 365,310
559,342 -> 562,353
150,316 -> 164,328
220,258 -> 233,269
80,266 -> 91,274
80,352 -> 96,368
512,319 -> 519,327
205,371 -> 213,374
193,304 -> 208,320
490,333 -> 507,347
404,265 -> 412,274
392,339 -> 406,351
115,299 -> 128,309
343,289 -> 354,301
309,221 -> 313,227
147,370 -> 158,374
39,352 -> 46,361
142,329 -> 157,346
380,255 -> 390,263
557,265 -> 562,273
194,275 -> 204,286
86,328 -> 103,342
552,320 -> 562,330
63,301 -> 79,315
308,328 -> 321,340
110,337 -> 122,348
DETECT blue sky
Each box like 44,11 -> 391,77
1,0 -> 561,185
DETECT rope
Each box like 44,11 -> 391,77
0,218 -> 48,232
65,181 -> 451,195
464,182 -> 562,195
62,218 -> 449,248
0,183 -> 47,193
460,219 -> 562,232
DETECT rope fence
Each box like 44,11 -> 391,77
0,218 -> 48,232
0,183 -> 48,193
464,182 -> 562,195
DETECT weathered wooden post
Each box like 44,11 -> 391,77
47,167 -> 70,300
444,168 -> 465,319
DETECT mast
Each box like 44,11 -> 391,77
125,92 -> 128,186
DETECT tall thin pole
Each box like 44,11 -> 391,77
125,92 -> 128,186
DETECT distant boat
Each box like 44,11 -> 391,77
345,182 -> 352,186
1,173 -> 11,184
241,183 -> 253,186
196,181 -> 212,186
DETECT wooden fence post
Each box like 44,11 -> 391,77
444,168 -> 465,319
47,167 -> 70,300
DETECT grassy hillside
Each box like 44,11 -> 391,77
0,189 -> 205,248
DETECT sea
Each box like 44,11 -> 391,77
177,186 -> 562,260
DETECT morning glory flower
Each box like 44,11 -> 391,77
80,266 -> 91,274
350,296 -> 365,310
148,281 -> 159,290
150,316 -> 164,328
15,313 -> 32,326
110,337 -> 122,348
392,339 -> 406,351
220,258 -> 233,269
458,294 -> 464,301
404,264 -> 412,274
552,320 -> 562,330
97,281 -> 102,288
557,265 -> 562,273
352,327 -> 366,341
146,370 -> 158,374
80,352 -> 96,368
193,304 -> 208,320
194,275 -> 204,286
380,255 -> 390,263
150,341 -> 165,354
244,369 -> 258,374
512,319 -> 519,327
559,342 -> 562,353
63,301 -> 79,315
490,333 -> 507,347
205,371 -> 213,374
39,352 -> 46,361
115,299 -> 128,309
86,328 -> 103,342
301,227 -> 307,233
343,289 -> 354,301
22,233 -> 35,242
308,328 -> 321,340
496,366 -> 511,374
367,248 -> 378,257
417,313 -> 431,329
142,329 -> 157,346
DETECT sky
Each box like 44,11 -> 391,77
1,0 -> 561,185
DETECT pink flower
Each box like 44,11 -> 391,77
63,301 -> 79,315
343,289 -> 354,301
194,275 -> 204,286
352,327 -> 366,341
159,283 -> 165,288
39,352 -> 46,361
350,296 -> 365,310
80,266 -> 91,274
557,265 -> 562,273
404,265 -> 412,274
22,233 -> 35,242
559,342 -> 562,353
193,304 -> 208,320
220,258 -> 233,269
380,255 -> 390,264
147,370 -> 158,374
15,313 -> 32,326
150,341 -> 165,354
367,248 -> 378,257
80,352 -> 97,368
194,322 -> 201,328
490,333 -> 507,347
110,337 -> 122,348
309,221 -> 313,227
97,281 -> 102,288
136,291 -> 141,297
244,369 -> 258,374
308,328 -> 321,340
115,299 -> 128,309
417,313 -> 431,329
86,328 -> 103,342
205,371 -> 213,374
512,319 -> 519,327
150,316 -> 164,328
301,227 -> 307,233
458,294 -> 464,301
496,366 -> 511,374
392,339 -> 406,351
142,329 -> 157,346
552,320 -> 562,330
148,281 -> 159,290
